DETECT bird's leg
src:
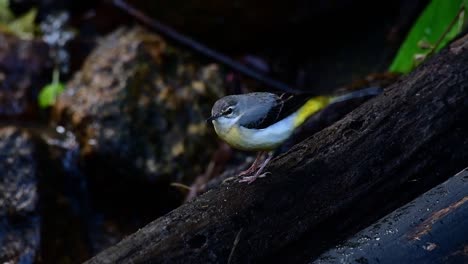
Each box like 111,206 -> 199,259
239,151 -> 273,184
238,151 -> 265,177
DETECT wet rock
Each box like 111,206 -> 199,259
53,26 -> 224,183
0,127 -> 40,263
0,33 -> 53,119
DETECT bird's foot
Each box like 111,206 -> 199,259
238,152 -> 266,177
238,167 -> 258,177
238,172 -> 271,184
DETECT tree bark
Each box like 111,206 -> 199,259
313,168 -> 468,264
85,34 -> 468,264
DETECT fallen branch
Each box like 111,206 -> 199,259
314,168 -> 468,264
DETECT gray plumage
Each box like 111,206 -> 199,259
209,87 -> 383,130
211,92 -> 281,128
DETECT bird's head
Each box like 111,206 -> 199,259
207,96 -> 241,132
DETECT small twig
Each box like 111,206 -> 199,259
184,142 -> 232,202
52,67 -> 60,84
112,0 -> 301,94
170,183 -> 192,191
227,228 -> 243,264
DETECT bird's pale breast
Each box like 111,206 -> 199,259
214,114 -> 297,151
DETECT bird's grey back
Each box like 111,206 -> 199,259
236,92 -> 279,127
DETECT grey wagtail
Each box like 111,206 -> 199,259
207,87 -> 382,184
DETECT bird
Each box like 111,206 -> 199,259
207,87 -> 382,184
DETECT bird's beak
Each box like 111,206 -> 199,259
206,114 -> 220,123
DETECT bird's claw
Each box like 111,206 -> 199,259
238,175 -> 257,184
238,172 -> 271,184
238,168 -> 256,177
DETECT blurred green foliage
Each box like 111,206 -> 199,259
38,69 -> 65,108
465,0 -> 468,28
0,0 -> 37,39
0,0 -> 65,107
389,0 -> 467,73
0,0 -> 14,21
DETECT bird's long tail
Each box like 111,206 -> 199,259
330,86 -> 383,104
293,87 -> 383,128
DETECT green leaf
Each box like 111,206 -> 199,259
38,82 -> 65,108
0,0 -> 14,22
7,8 -> 37,39
389,0 -> 465,73
464,0 -> 468,28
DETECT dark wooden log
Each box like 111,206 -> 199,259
313,168 -> 468,264
85,34 -> 468,263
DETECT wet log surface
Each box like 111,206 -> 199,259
313,168 -> 468,264
85,34 -> 468,263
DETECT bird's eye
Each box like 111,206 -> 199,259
224,107 -> 233,115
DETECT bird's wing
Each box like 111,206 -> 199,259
240,93 -> 310,129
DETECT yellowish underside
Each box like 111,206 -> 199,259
219,125 -> 272,151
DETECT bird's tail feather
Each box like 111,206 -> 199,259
293,96 -> 331,127
330,87 -> 383,104
293,87 -> 383,128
